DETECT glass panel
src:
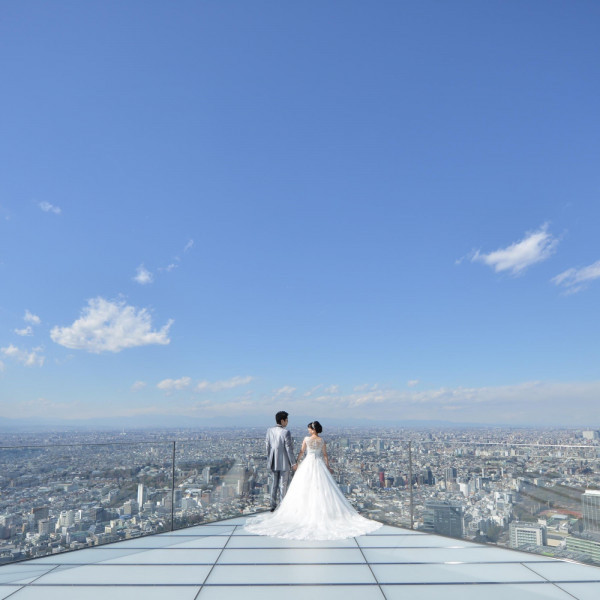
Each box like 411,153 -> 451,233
0,440 -> 174,565
327,435 -> 413,529
525,561 -> 600,581
34,564 -> 212,585
0,563 -> 56,584
557,583 -> 600,600
371,562 -> 547,583
406,438 -> 600,569
7,586 -> 202,600
205,563 -> 377,584
100,547 -> 222,564
381,583 -> 576,600
0,587 -> 22,600
199,585 -> 386,600
226,534 -> 357,548
172,435 -> 271,530
217,547 -> 366,564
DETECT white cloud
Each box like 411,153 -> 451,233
158,376 -> 192,391
133,264 -> 154,285
274,385 -> 296,396
131,381 -> 147,391
14,326 -> 33,336
353,383 -> 379,392
552,259 -> 600,294
159,263 -> 178,273
196,375 -> 254,392
324,384 -> 339,394
471,223 -> 558,275
39,201 -> 61,214
50,297 -> 173,353
1,344 -> 45,367
15,311 -> 41,335
184,239 -> 194,252
304,384 -> 323,397
24,310 -> 41,325
407,379 -> 420,387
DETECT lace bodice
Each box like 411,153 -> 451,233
305,436 -> 324,457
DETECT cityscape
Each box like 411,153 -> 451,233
2,426 -> 600,567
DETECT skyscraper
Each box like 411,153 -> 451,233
445,467 -> 457,482
137,483 -> 147,507
423,501 -> 464,538
582,490 -> 600,534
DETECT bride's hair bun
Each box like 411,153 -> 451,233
308,420 -> 323,434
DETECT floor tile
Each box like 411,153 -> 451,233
382,583 -> 580,600
31,564 -> 212,585
0,586 -> 21,599
226,535 -> 356,548
0,565 -> 55,585
102,548 -> 222,564
156,537 -> 229,549
169,525 -> 235,536
371,562 -> 547,584
217,547 -> 366,564
526,561 -> 600,582
198,584 -> 385,599
356,534 -> 475,548
8,585 -> 202,600
103,535 -> 193,549
557,582 -> 600,599
362,546 -> 555,564
32,548 -> 146,564
205,563 -> 377,585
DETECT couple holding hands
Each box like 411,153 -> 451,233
245,410 -> 381,540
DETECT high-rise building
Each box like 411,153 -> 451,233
582,430 -> 600,440
137,483 -> 147,507
203,467 -> 211,484
423,501 -> 464,538
31,506 -> 49,523
509,522 -> 547,549
38,519 -> 53,535
445,467 -> 457,483
582,490 -> 600,534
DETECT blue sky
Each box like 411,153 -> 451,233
1,1 -> 599,427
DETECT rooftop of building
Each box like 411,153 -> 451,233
1,515 -> 600,600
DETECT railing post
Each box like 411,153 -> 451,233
408,441 -> 414,530
171,441 -> 176,532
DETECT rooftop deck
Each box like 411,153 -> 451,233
1,515 -> 599,599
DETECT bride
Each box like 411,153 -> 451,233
245,421 -> 381,540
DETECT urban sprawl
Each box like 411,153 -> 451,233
1,427 -> 600,567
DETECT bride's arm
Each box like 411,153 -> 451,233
322,441 -> 333,473
296,439 -> 307,465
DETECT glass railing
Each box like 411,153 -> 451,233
327,437 -> 600,567
2,434 -> 600,568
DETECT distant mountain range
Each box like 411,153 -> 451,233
0,413 -> 509,432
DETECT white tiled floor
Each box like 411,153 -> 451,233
1,515 -> 599,599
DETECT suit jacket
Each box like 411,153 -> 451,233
266,425 -> 295,471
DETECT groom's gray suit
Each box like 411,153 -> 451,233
266,424 -> 295,510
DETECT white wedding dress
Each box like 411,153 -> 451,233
245,436 -> 381,540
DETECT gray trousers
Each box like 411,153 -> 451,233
269,470 -> 291,508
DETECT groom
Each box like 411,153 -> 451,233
266,410 -> 297,511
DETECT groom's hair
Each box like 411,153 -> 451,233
275,411 -> 289,424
